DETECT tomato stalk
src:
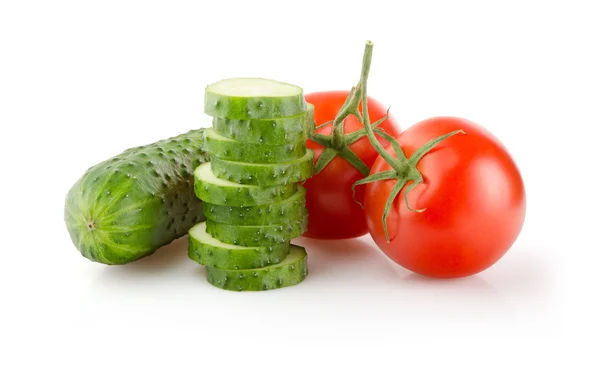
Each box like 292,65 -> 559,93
309,72 -> 392,176
352,40 -> 465,242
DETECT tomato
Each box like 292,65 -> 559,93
303,91 -> 401,240
363,116 -> 526,278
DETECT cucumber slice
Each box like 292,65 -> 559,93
205,215 -> 308,247
203,187 -> 306,226
212,103 -> 315,146
204,128 -> 306,164
188,222 -> 289,269
206,245 -> 308,291
204,78 -> 306,119
64,129 -> 209,265
211,149 -> 314,186
194,162 -> 299,206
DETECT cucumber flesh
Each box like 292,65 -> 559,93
194,162 -> 299,206
205,215 -> 308,247
211,149 -> 314,186
204,128 -> 306,164
188,222 -> 289,270
203,186 -> 306,226
206,245 -> 308,291
204,78 -> 306,119
64,129 -> 209,265
212,103 -> 315,146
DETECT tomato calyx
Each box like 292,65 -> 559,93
350,41 -> 465,242
309,82 -> 392,177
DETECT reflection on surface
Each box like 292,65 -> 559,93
91,235 -> 200,293
294,236 -> 387,277
77,235 -> 558,338
102,236 -> 191,274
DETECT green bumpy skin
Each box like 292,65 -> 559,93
212,103 -> 315,146
204,128 -> 306,164
204,78 -> 306,119
194,163 -> 300,206
203,187 -> 306,226
205,215 -> 308,247
211,149 -> 315,186
188,222 -> 290,270
64,129 -> 209,265
206,245 -> 308,291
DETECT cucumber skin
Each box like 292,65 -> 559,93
211,103 -> 315,146
204,85 -> 306,120
204,128 -> 306,164
64,129 -> 209,265
211,150 -> 315,186
203,187 -> 307,226
205,215 -> 308,247
194,163 -> 300,206
206,245 -> 308,292
188,224 -> 290,270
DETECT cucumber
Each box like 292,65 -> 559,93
188,222 -> 289,269
203,186 -> 306,226
205,215 -> 308,247
204,78 -> 306,120
206,245 -> 308,291
193,162 -> 300,206
204,128 -> 306,163
64,129 -> 209,265
211,149 -> 314,186
212,103 -> 315,146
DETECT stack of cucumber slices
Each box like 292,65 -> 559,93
188,78 -> 315,291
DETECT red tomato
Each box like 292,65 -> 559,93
303,91 -> 401,240
364,117 -> 526,278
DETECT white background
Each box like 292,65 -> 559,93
1,0 -> 598,366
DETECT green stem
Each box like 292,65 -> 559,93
331,117 -> 345,149
331,87 -> 358,149
358,41 -> 404,173
350,40 -> 466,243
382,178 -> 407,243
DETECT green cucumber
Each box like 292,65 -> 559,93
193,162 -> 299,206
64,129 -> 209,265
212,103 -> 315,146
211,149 -> 314,186
204,128 -> 306,163
188,222 -> 289,269
206,244 -> 308,291
203,187 -> 306,226
204,78 -> 306,119
205,215 -> 308,247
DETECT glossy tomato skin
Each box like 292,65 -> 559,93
364,117 -> 526,278
303,91 -> 401,240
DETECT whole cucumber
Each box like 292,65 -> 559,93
64,129 -> 209,265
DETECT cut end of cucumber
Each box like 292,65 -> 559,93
188,222 -> 290,269
189,222 -> 237,249
204,78 -> 306,119
194,162 -> 300,206
194,162 -> 252,188
207,78 -> 302,97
